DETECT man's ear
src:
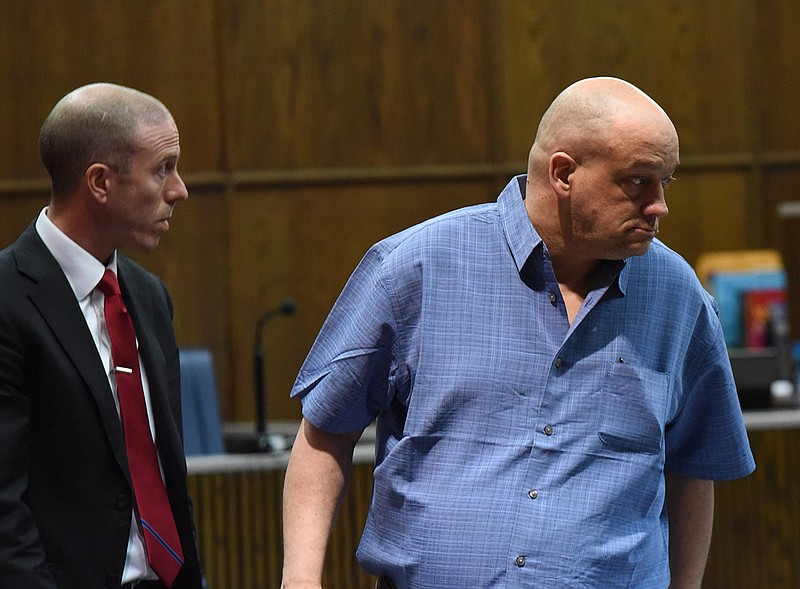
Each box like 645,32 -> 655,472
549,152 -> 577,197
85,163 -> 112,204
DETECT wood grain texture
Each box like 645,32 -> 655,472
0,0 -> 223,178
705,428 -> 800,587
187,462 -> 375,589
221,0 -> 491,170
488,1 -> 752,158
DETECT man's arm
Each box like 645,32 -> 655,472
665,473 -> 714,589
281,418 -> 362,589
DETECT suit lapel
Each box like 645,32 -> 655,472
14,226 -> 130,475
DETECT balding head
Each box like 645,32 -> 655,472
39,83 -> 174,197
530,77 -> 676,172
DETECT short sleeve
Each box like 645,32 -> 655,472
664,307 -> 756,480
291,246 -> 397,433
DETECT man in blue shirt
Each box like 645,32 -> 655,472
281,77 -> 755,589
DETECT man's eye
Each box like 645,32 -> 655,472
630,178 -> 646,187
662,175 -> 676,188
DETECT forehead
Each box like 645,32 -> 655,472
606,114 -> 679,171
132,118 -> 181,156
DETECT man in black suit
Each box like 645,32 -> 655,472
0,83 -> 203,589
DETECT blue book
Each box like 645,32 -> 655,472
709,270 -> 786,348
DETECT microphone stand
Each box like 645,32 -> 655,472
225,297 -> 297,453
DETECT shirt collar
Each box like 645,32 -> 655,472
35,207 -> 118,300
498,175 -> 543,273
498,175 -> 628,294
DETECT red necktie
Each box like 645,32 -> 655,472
98,269 -> 184,587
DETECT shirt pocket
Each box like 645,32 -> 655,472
597,360 -> 670,455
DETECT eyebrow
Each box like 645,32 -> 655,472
625,159 -> 678,174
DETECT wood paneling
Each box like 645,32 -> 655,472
187,461 -> 375,589
657,168 -> 753,262
489,1 -> 753,158
0,190 -> 50,248
771,168 -> 800,339
705,427 -> 800,588
221,0 -> 491,170
0,0 -> 223,177
743,0 -> 800,152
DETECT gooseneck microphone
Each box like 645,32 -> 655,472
253,297 -> 297,438
227,297 -> 297,453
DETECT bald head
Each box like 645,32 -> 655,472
530,77 -> 676,170
39,83 -> 174,197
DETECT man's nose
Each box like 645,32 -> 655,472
167,171 -> 189,203
646,185 -> 669,219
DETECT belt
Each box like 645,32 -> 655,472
120,581 -> 164,589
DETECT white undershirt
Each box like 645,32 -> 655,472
35,208 -> 159,583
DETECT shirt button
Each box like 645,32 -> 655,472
528,489 -> 539,500
549,291 -> 557,305
543,424 -> 554,436
515,555 -> 526,567
554,357 -> 564,369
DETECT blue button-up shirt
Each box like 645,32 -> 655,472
292,175 -> 755,588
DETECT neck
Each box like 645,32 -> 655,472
544,246 -> 601,325
46,205 -> 114,264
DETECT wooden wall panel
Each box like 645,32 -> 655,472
0,191 -> 50,249
743,0 -> 800,151
226,179 -> 496,421
489,0 -> 752,160
765,167 -> 800,291
222,0 -> 491,170
766,168 -> 800,339
0,0 -> 223,177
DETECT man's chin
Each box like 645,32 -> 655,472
602,240 -> 653,261
127,236 -> 162,253
628,239 -> 654,257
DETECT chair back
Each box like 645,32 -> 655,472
179,347 -> 225,456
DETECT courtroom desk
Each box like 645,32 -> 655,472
188,413 -> 800,589
187,424 -> 376,589
704,409 -> 800,588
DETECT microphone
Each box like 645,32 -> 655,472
226,297 -> 297,454
255,298 -> 297,337
254,297 -> 296,438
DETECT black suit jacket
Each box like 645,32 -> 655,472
0,223 -> 203,589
